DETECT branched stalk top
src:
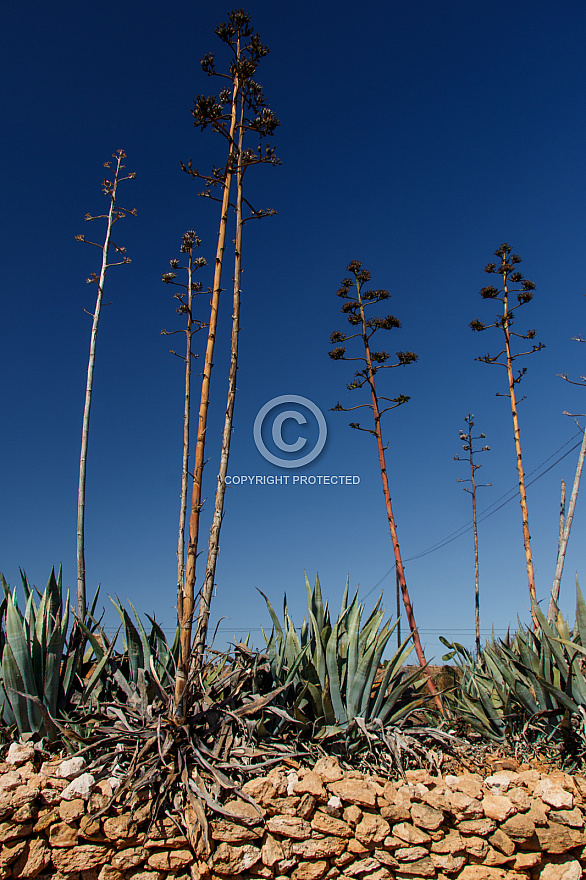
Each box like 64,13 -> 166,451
454,414 -> 491,490
181,8 -> 280,218
329,260 -> 417,432
470,242 -> 544,387
161,231 -> 209,340
74,150 -> 137,282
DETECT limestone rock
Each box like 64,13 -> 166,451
527,799 -> 550,826
538,859 -> 582,880
79,815 -> 104,841
551,808 -> 584,828
534,779 -> 573,809
291,836 -> 346,859
476,844 -> 514,866
10,786 -> 37,809
410,801 -> 444,830
311,811 -> 352,838
355,813 -> 390,846
430,829 -> 465,854
103,814 -> 139,842
347,838 -> 370,856
373,848 -> 399,868
293,772 -> 327,800
507,786 -> 531,812
51,843 -> 111,873
516,769 -> 541,790
222,799 -> 264,824
111,847 -> 148,870
97,867 -> 125,880
328,779 -> 376,808
147,849 -> 194,871
56,757 -> 87,779
445,789 -> 483,819
500,812 -> 536,840
313,757 -> 343,784
457,817 -> 497,836
124,872 -> 163,880
266,814 -> 312,839
342,804 -> 362,826
379,800 -> 411,823
10,838 -> 51,879
297,793 -> 317,819
61,772 -> 95,801
361,869 -> 393,880
444,774 -> 483,800
0,838 -> 28,868
345,857 -> 382,875
0,822 -> 32,843
456,868 -> 525,879
6,744 -> 35,767
430,852 -> 467,873
210,819 -> 262,843
240,777 -> 277,807
12,802 -> 36,823
40,788 -> 63,806
535,823 -> 585,853
260,833 -> 284,867
49,821 -> 78,847
393,855 -> 435,877
392,822 -> 432,846
394,845 -> 428,861
325,795 -> 342,817
512,851 -> 541,869
211,842 -> 261,875
0,771 -> 22,793
482,794 -> 517,821
58,798 -> 85,823
484,772 -> 513,794
489,828 -> 516,856
291,860 -> 329,880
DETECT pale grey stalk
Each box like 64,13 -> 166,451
548,426 -> 586,623
76,151 -> 134,620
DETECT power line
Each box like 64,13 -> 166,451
359,430 -> 584,602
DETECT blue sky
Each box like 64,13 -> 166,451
2,0 -> 586,661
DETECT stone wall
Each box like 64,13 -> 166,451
1,743 -> 586,880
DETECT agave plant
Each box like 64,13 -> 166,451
442,578 -> 586,767
0,568 -> 86,738
73,597 -> 180,713
260,574 -> 428,744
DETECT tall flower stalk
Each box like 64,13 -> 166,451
194,84 -> 278,668
548,338 -> 586,622
454,414 -> 491,657
175,10 -> 278,709
75,150 -> 135,620
329,261 -> 442,711
161,232 -> 207,627
471,243 -> 544,629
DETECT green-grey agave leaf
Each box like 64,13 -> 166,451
111,597 -> 144,684
370,634 -> 415,721
325,618 -> 347,724
355,621 -> 394,718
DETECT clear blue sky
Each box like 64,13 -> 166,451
2,0 -> 586,661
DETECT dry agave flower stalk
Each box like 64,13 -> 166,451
75,149 -> 136,620
329,260 -> 442,712
471,243 -> 543,629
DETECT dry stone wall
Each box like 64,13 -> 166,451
1,743 -> 586,880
